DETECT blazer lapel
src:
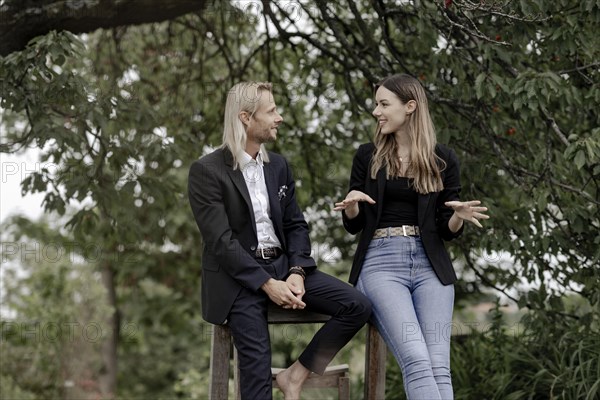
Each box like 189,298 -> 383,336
263,161 -> 284,241
223,149 -> 257,234
418,194 -> 431,227
375,168 -> 386,223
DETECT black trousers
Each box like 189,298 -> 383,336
226,257 -> 372,400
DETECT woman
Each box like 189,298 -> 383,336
334,74 -> 488,399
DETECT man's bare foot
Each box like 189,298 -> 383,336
275,360 -> 311,400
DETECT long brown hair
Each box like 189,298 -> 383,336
370,74 -> 445,194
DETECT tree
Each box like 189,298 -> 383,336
1,2 -> 328,397
262,0 -> 600,311
1,217 -> 111,399
260,1 -> 600,396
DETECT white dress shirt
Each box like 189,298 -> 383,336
238,151 -> 282,249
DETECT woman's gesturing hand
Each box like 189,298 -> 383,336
333,190 -> 376,218
445,200 -> 489,228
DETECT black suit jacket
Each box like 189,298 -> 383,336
188,147 -> 316,324
343,142 -> 463,286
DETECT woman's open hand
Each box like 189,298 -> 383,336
334,190 -> 376,218
445,200 -> 489,228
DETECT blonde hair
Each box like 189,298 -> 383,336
370,74 -> 445,194
221,81 -> 272,169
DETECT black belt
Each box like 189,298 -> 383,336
255,247 -> 283,259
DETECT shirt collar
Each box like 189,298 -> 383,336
239,149 -> 265,169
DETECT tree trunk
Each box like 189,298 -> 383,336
99,261 -> 119,399
0,0 -> 207,56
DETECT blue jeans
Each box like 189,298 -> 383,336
356,235 -> 454,400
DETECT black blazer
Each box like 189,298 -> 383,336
188,148 -> 316,324
343,142 -> 463,286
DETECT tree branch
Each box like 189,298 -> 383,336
0,0 -> 207,56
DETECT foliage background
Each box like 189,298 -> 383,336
1,1 -> 598,399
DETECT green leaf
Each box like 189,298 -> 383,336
475,73 -> 486,99
574,149 -> 586,169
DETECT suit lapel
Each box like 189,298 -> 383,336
263,161 -> 284,241
375,168 -> 386,223
418,194 -> 431,227
223,149 -> 257,234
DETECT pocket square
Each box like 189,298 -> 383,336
278,185 -> 288,200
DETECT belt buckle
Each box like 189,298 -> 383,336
260,248 -> 268,259
402,226 -> 407,236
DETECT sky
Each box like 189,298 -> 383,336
1,149 -> 46,224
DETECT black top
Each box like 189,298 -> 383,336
378,177 -> 418,228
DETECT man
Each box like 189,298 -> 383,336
188,82 -> 371,400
